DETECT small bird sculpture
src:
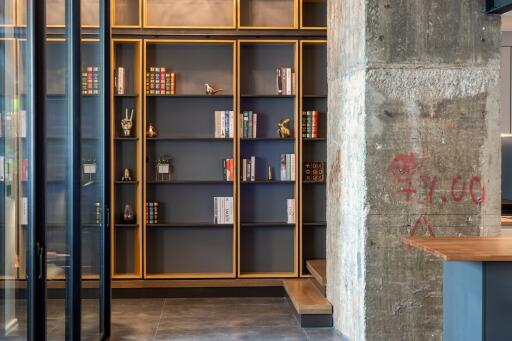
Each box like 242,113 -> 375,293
278,118 -> 291,138
205,83 -> 223,95
147,122 -> 158,138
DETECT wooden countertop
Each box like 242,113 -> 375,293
402,236 -> 512,261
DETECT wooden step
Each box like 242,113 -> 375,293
306,259 -> 327,296
283,279 -> 332,327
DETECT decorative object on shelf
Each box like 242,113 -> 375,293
146,122 -> 158,138
122,204 -> 135,223
121,108 -> 134,137
278,117 -> 291,138
95,202 -> 101,224
155,155 -> 173,182
82,158 -> 96,183
267,166 -> 273,181
121,168 -> 132,181
303,161 -> 325,182
205,83 -> 223,95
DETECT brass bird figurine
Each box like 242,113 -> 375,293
278,118 -> 291,138
205,83 -> 223,95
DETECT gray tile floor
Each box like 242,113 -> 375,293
111,298 -> 343,341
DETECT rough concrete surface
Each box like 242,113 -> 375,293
327,1 -> 501,340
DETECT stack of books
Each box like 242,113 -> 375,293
214,111 -> 235,138
240,111 -> 258,138
114,67 -> 126,95
213,197 -> 233,224
287,199 -> 295,224
280,154 -> 296,181
145,201 -> 159,224
146,67 -> 175,95
223,158 -> 234,181
304,161 -> 325,182
241,156 -> 256,181
81,66 -> 99,95
276,67 -> 296,95
302,111 -> 319,138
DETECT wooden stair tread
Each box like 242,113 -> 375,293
283,279 -> 332,315
306,259 -> 326,286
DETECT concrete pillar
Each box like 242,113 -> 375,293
326,1 -> 501,340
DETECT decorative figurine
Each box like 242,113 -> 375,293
205,83 -> 223,95
121,168 -> 132,181
278,118 -> 291,138
156,155 -> 173,182
121,108 -> 134,137
147,122 -> 158,138
122,204 -> 135,223
267,166 -> 273,181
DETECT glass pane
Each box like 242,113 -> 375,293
0,4 -> 30,341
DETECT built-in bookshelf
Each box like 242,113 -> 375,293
238,40 -> 299,278
238,0 -> 298,29
143,40 -> 236,278
300,40 -> 327,276
112,39 -> 143,279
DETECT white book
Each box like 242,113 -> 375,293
21,197 -> 28,225
220,111 -> 226,138
252,113 -> 257,138
286,68 -> 292,95
214,111 -> 221,138
223,197 -> 228,224
0,156 -> 4,182
242,159 -> 247,182
117,67 -> 125,95
250,156 -> 255,181
226,197 -> 233,224
290,154 -> 296,181
291,72 -> 296,95
19,111 -> 26,138
229,111 -> 234,138
287,199 -> 295,224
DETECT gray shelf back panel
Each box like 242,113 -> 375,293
115,0 -> 140,26
240,0 -> 295,28
302,184 -> 325,222
240,43 -> 295,95
146,43 -> 233,95
82,227 -> 101,275
302,1 -> 326,28
240,97 -> 295,138
146,0 -> 234,27
47,42 -> 66,95
146,140 -> 233,181
114,141 -> 138,180
240,139 -> 294,181
146,97 -> 233,137
46,0 -> 99,26
302,139 -> 326,161
240,183 -> 294,222
115,227 -> 137,274
146,226 -> 233,274
302,43 -> 327,95
240,225 -> 294,273
146,184 -> 233,223
115,43 -> 137,94
115,186 -> 137,224
301,225 -> 326,273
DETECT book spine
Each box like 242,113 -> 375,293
286,68 -> 292,95
117,67 -> 125,95
242,159 -> 247,182
287,199 -> 295,224
155,67 -> 160,95
250,156 -> 255,182
160,68 -> 166,93
280,154 -> 286,180
248,111 -> 252,139
252,113 -> 257,138
286,154 -> 291,181
290,154 -> 296,181
276,68 -> 283,95
243,112 -> 249,138
227,197 -> 233,224
223,159 -> 227,181
20,197 -> 28,225
224,111 -> 229,138
282,68 -> 287,95
214,197 -> 218,224
291,72 -> 296,95
229,111 -> 234,138
313,111 -> 318,138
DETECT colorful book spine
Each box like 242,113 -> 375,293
280,154 -> 296,181
146,67 -> 174,95
223,158 -> 234,181
145,201 -> 159,224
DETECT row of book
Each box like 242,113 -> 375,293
214,111 -> 235,138
241,156 -> 256,182
213,197 -> 233,224
114,67 -> 127,95
146,67 -> 176,95
302,111 -> 319,138
276,67 -> 296,95
280,154 -> 296,181
81,66 -> 99,95
240,111 -> 258,138
145,201 -> 159,224
223,158 -> 234,181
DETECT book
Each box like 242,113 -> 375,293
214,197 -> 233,224
280,154 -> 286,180
286,154 -> 291,181
229,111 -> 234,138
276,68 -> 283,95
287,199 -> 295,224
115,67 -> 126,95
286,68 -> 292,95
20,197 -> 28,225
0,156 -> 4,181
252,113 -> 257,138
250,156 -> 256,181
290,154 -> 296,181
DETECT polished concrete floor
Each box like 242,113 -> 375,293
4,297 -> 342,340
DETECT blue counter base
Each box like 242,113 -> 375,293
444,261 -> 512,341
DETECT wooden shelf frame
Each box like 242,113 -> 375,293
143,0 -> 237,29
111,38 -> 144,279
299,40 -> 327,277
299,0 -> 327,30
143,39 -> 238,279
237,40 -> 299,279
237,0 -> 299,30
